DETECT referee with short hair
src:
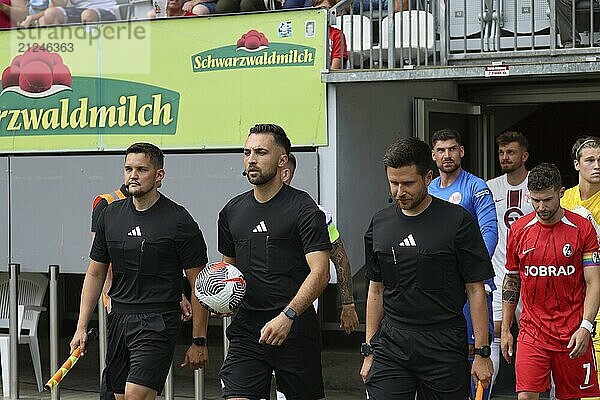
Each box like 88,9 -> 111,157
70,142 -> 209,400
218,123 -> 331,400
361,137 -> 494,399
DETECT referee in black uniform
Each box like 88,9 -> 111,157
70,142 -> 209,400
361,137 -> 494,399
218,124 -> 331,400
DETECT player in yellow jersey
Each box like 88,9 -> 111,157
561,135 -> 600,400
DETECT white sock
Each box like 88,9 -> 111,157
490,337 -> 501,397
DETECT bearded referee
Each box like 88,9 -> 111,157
217,124 -> 331,400
70,142 -> 209,400
361,137 -> 494,399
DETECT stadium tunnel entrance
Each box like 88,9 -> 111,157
323,76 -> 600,396
330,78 -> 599,320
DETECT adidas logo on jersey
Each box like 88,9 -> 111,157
252,221 -> 268,233
398,234 -> 416,247
127,226 -> 142,237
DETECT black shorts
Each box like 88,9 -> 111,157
365,319 -> 470,400
220,308 -> 324,400
58,6 -> 116,23
105,311 -> 180,394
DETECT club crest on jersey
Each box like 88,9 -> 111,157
449,192 -> 462,204
504,207 -> 525,229
563,243 -> 573,257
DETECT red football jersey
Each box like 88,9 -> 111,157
506,209 -> 600,351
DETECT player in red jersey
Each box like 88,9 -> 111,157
501,163 -> 600,400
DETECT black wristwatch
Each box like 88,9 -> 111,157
474,345 -> 491,358
282,306 -> 297,320
360,342 -> 373,356
192,337 -> 207,346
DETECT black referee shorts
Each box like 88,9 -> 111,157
365,320 -> 470,400
220,308 -> 324,400
105,311 -> 180,394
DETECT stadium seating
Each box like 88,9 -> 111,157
334,15 -> 373,66
381,10 -> 435,63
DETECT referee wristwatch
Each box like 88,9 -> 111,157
474,345 -> 491,358
360,343 -> 373,357
192,337 -> 207,346
282,306 -> 297,320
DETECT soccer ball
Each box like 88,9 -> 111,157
194,261 -> 246,315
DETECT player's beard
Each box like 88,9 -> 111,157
536,205 -> 560,222
438,159 -> 460,174
501,160 -> 522,174
247,164 -> 278,186
397,187 -> 428,210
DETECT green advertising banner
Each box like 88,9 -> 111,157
0,10 -> 327,153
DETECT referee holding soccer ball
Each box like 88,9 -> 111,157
217,123 -> 331,400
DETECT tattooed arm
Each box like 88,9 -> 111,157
500,273 -> 521,364
330,237 -> 359,333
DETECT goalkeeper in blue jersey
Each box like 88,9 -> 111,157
428,128 -> 498,400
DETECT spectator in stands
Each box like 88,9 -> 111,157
352,0 -> 420,16
556,0 -> 580,48
282,0 -> 309,9
0,0 -> 27,28
148,0 -> 216,17
215,0 -> 267,14
20,0 -> 50,28
182,0 -> 217,15
310,0 -> 347,69
38,0 -> 116,26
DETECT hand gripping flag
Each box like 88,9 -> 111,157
44,328 -> 98,390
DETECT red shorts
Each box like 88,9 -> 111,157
515,339 -> 600,399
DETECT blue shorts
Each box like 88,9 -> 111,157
194,1 -> 218,13
59,7 -> 116,23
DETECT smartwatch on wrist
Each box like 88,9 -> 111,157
192,336 -> 207,346
360,342 -> 373,357
474,345 -> 491,358
282,306 -> 297,320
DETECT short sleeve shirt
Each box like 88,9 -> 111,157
218,184 -> 331,312
506,210 -> 600,350
364,197 -> 494,329
90,195 -> 208,312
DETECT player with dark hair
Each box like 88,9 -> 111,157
361,136 -> 494,399
428,128 -> 498,400
71,142 -> 209,400
218,124 -> 331,399
502,163 -> 600,400
486,130 -> 533,393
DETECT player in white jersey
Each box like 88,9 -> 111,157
486,131 -> 533,393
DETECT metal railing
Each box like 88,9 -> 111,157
326,0 -> 600,70
328,0 -> 441,68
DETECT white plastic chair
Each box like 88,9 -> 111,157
0,273 -> 48,397
114,0 -> 134,20
334,15 -> 373,66
381,10 -> 435,62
